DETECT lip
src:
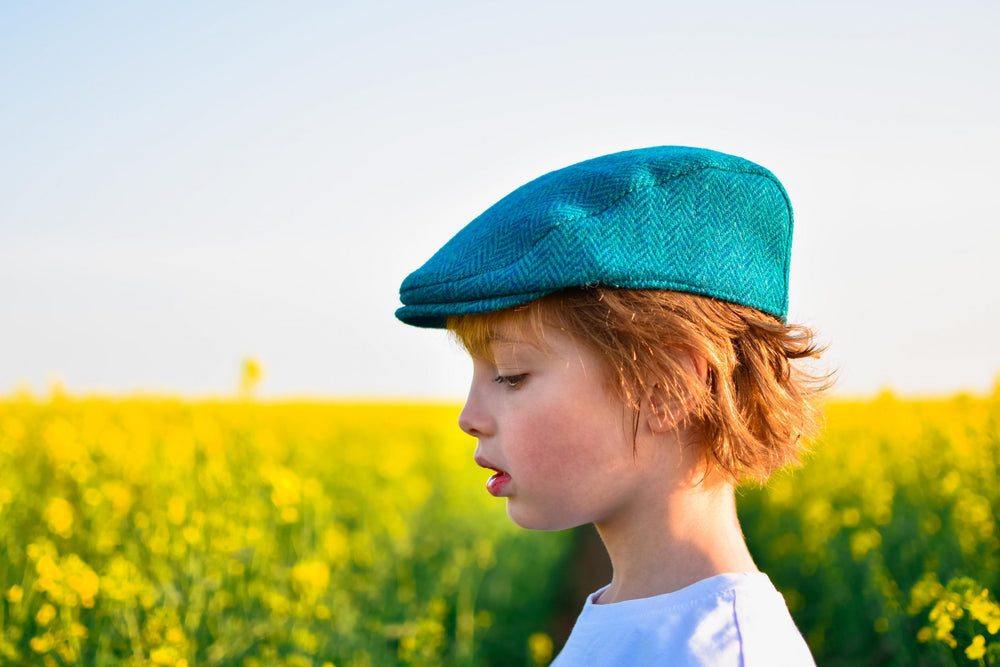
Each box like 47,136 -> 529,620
474,454 -> 511,497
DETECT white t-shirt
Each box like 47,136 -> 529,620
550,572 -> 815,666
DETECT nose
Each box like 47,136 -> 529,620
458,382 -> 494,438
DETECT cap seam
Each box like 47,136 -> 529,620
398,288 -> 555,312
400,278 -> 782,321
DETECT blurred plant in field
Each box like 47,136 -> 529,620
0,395 -> 570,666
909,575 -> 1000,664
527,631 -> 553,665
239,358 -> 263,398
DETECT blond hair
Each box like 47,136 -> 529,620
448,287 -> 831,484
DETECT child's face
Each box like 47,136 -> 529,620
458,319 -> 667,531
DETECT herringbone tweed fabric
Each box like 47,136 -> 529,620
396,146 -> 793,328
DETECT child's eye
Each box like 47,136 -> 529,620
494,374 -> 527,389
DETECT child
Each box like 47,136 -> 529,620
396,146 -> 827,665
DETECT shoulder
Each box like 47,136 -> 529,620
551,573 -> 815,667
729,574 -> 816,667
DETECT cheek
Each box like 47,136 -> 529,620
512,404 -> 632,473
501,404 -> 576,477
509,412 -> 565,463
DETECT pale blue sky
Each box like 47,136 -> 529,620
2,1 -> 998,399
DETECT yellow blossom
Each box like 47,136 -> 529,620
966,635 -> 986,660
35,603 -> 57,626
6,584 -> 23,603
267,467 -> 301,507
239,357 -> 263,396
56,644 -> 77,663
849,528 -> 882,561
528,632 -> 554,665
968,590 -> 1000,634
320,525 -> 349,561
83,487 -> 103,506
30,634 -> 53,654
44,497 -> 74,539
150,647 -> 174,665
167,497 -> 186,525
182,526 -> 201,545
64,554 -> 100,604
291,559 -> 330,601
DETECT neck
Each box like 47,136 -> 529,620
593,475 -> 758,604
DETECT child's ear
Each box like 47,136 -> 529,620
644,352 -> 709,434
691,352 -> 708,386
645,391 -> 677,434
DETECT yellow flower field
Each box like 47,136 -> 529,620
1,387 -> 998,665
740,390 -> 1000,666
0,394 -> 569,666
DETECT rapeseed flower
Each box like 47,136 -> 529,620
43,498 -> 74,539
528,632 -> 554,665
291,559 -> 330,608
35,603 -> 57,626
6,585 -> 23,604
965,635 -> 986,660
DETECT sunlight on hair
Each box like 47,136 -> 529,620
449,287 -> 833,484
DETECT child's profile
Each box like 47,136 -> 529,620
396,146 -> 827,665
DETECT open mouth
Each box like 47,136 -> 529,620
475,456 -> 511,497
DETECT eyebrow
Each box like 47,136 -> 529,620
489,333 -> 522,345
489,331 -> 545,348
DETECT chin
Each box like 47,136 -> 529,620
507,502 -> 583,532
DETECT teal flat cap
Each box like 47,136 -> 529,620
396,146 -> 793,327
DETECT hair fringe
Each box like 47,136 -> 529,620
448,287 -> 834,484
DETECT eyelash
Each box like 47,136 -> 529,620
494,374 -> 527,389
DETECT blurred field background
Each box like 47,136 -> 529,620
3,377 -> 1000,666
